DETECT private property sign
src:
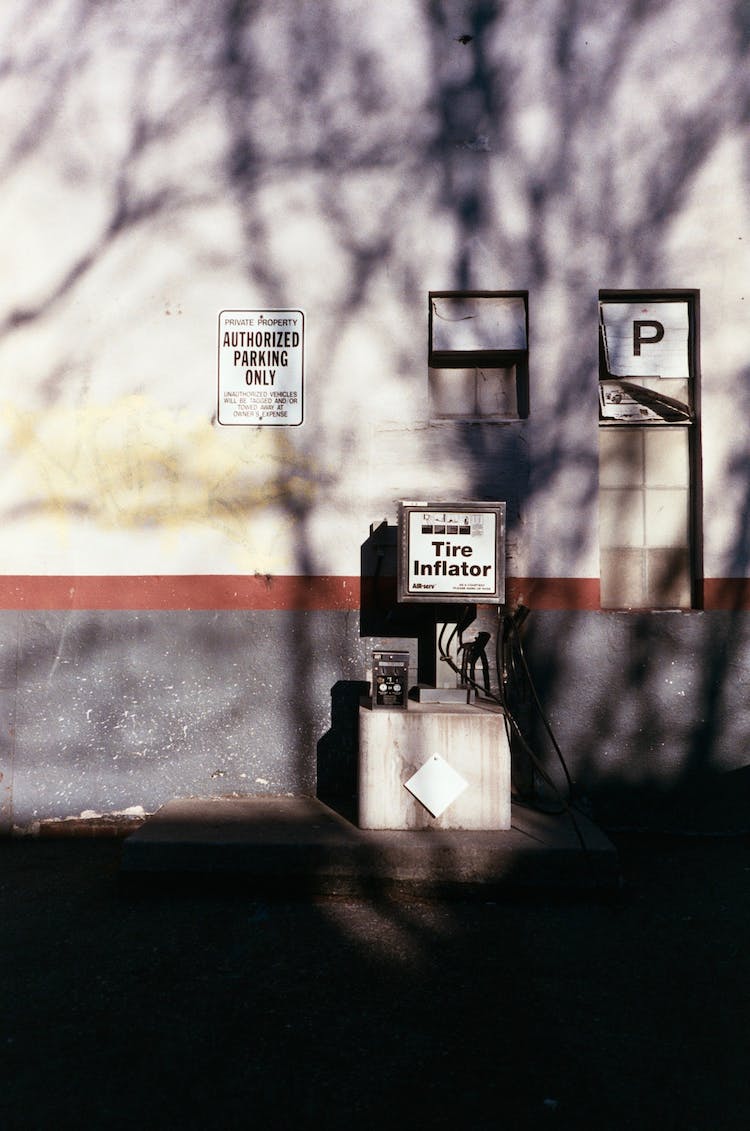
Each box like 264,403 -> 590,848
218,309 -> 304,425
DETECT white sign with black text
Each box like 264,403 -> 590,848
399,502 -> 506,603
600,301 -> 689,379
218,309 -> 304,426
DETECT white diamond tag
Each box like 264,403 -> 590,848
404,753 -> 469,818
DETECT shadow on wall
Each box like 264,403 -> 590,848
316,680 -> 369,823
429,5 -> 750,828
519,608 -> 750,833
1,1 -> 749,828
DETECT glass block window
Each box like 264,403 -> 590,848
598,290 -> 700,610
599,426 -> 692,608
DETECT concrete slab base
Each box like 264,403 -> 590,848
120,796 -> 620,894
358,701 -> 511,830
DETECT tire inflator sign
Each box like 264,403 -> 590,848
397,501 -> 506,604
218,309 -> 304,426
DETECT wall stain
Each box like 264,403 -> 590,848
1,396 -> 322,565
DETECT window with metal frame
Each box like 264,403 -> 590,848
428,290 -> 529,421
598,290 -> 701,610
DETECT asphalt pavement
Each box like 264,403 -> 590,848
1,830 -> 749,1130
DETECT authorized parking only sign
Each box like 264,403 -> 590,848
218,309 -> 304,426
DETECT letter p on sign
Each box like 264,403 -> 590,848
633,319 -> 664,355
600,301 -> 690,379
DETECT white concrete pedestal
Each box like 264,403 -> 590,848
358,700 -> 511,830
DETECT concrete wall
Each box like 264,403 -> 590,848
524,611 -> 750,832
0,610 -> 371,830
1,0 -> 749,830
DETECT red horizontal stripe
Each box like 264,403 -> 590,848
3,576 -> 745,611
504,577 -> 601,610
0,575 -> 361,611
702,579 -> 750,610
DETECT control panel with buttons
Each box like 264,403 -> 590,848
372,650 -> 409,710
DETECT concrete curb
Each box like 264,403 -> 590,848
120,795 -> 620,894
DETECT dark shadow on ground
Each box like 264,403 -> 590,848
1,833 -> 749,1129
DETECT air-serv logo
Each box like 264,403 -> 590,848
404,506 -> 500,599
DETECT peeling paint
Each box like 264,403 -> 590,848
11,804 -> 150,838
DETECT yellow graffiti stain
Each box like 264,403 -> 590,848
1,397 -> 321,564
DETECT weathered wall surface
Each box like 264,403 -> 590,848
0,610 -> 372,830
1,0 -> 749,830
525,611 -> 750,831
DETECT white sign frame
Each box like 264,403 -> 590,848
397,501 -> 506,604
217,309 -> 304,426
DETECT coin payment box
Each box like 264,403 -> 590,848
372,650 -> 409,710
